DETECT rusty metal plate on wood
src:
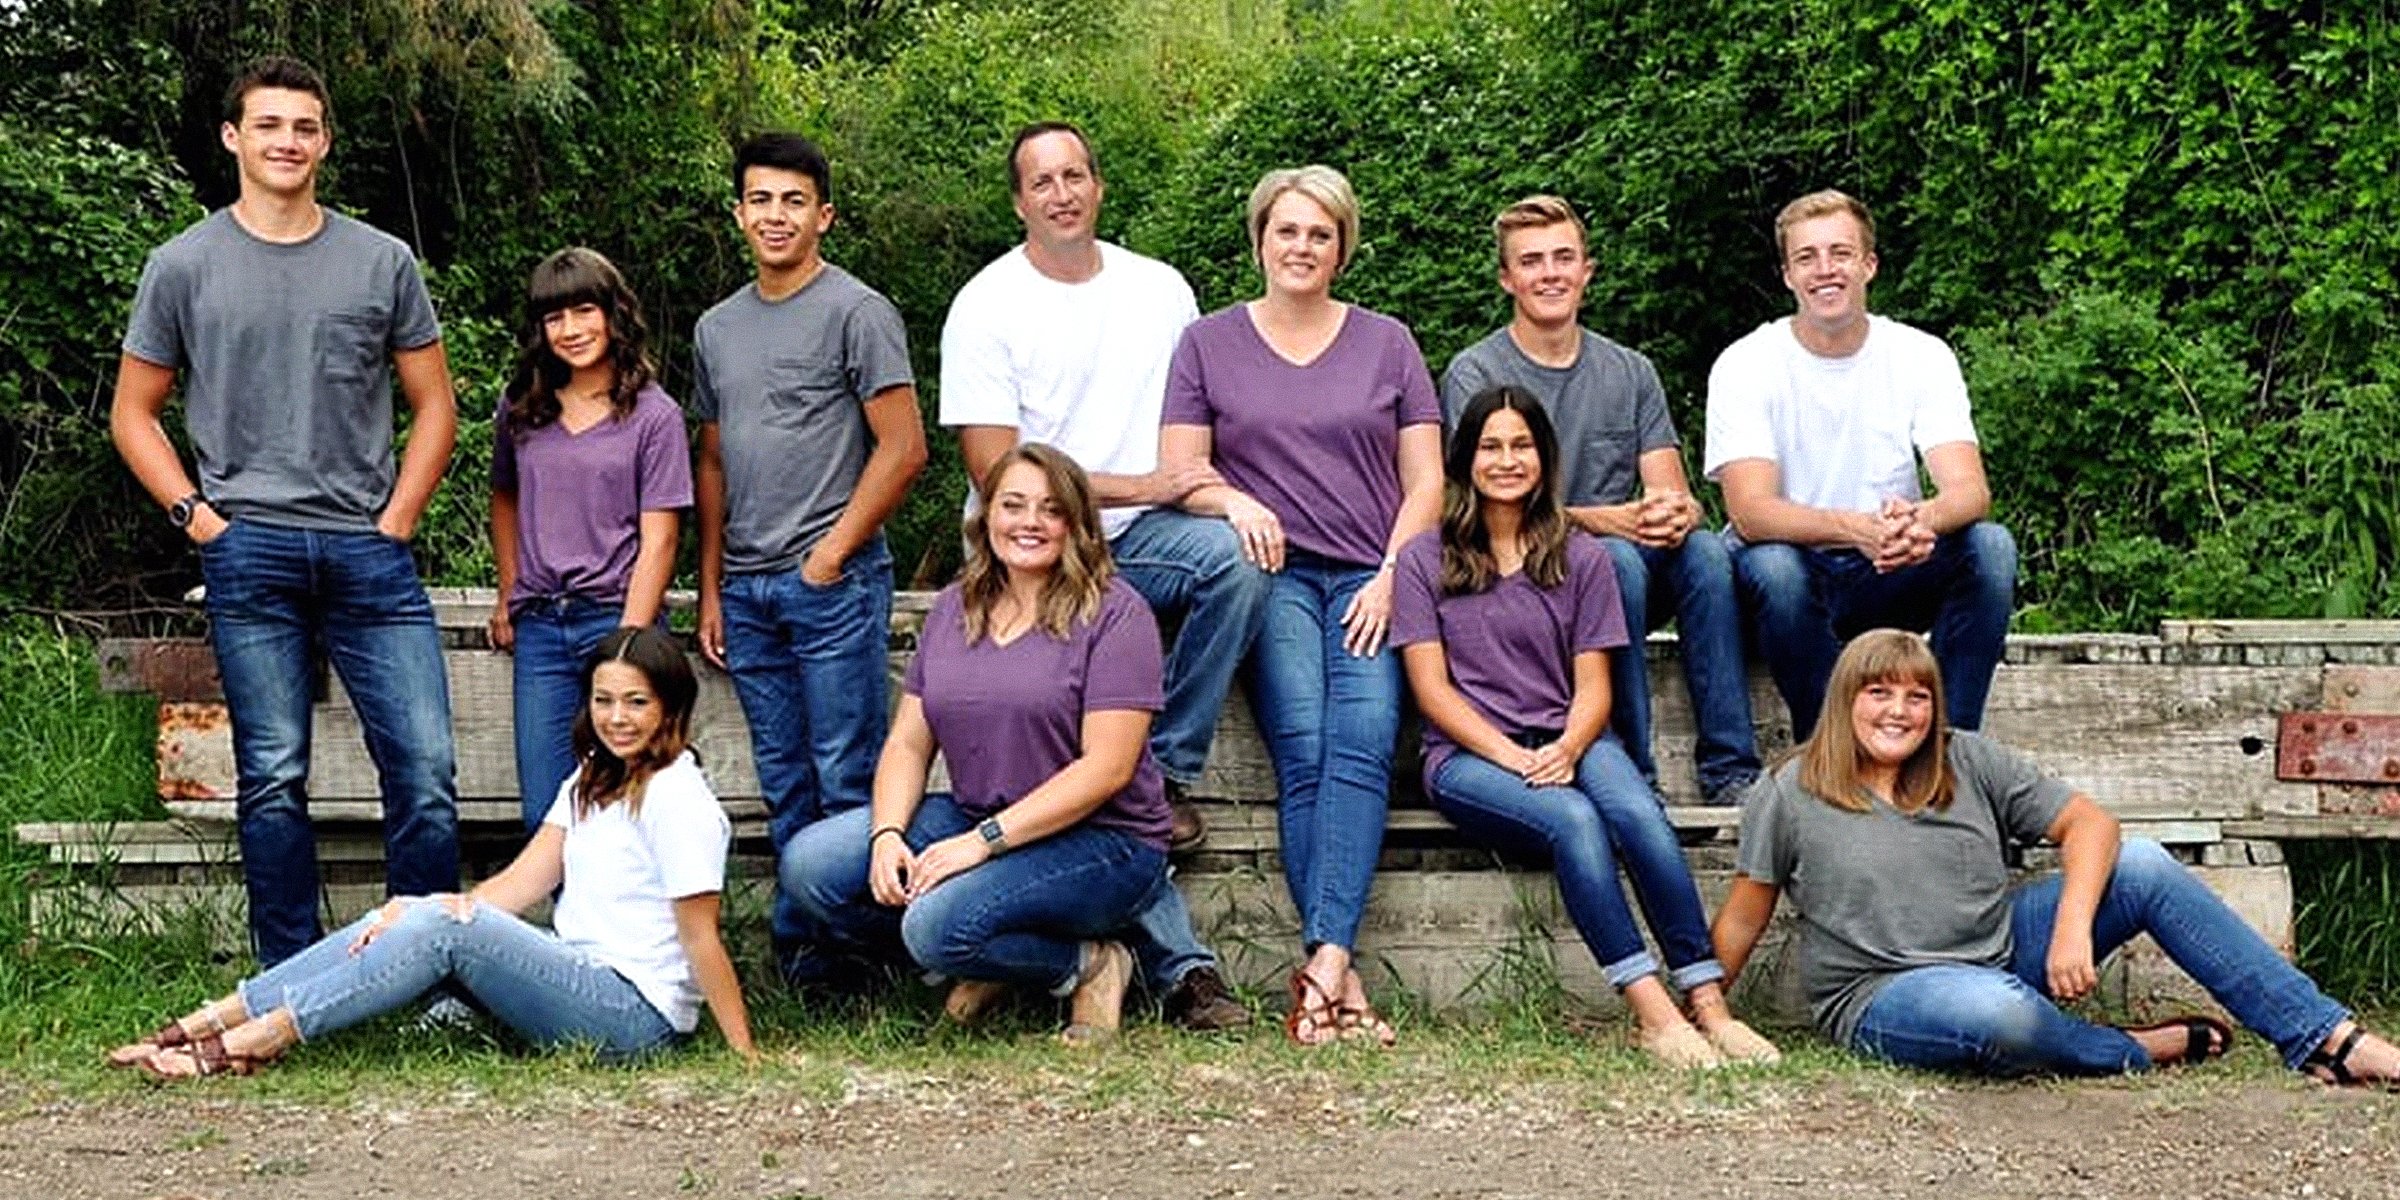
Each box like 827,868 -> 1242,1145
97,638 -> 223,701
2278,712 -> 2400,785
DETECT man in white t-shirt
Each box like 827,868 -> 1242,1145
1703,189 -> 2016,739
940,122 -> 1265,1031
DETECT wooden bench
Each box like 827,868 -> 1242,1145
31,590 -> 2400,1017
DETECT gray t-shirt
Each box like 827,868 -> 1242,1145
1736,732 -> 2076,1045
121,208 -> 442,531
689,265 -> 914,574
1440,328 -> 1679,507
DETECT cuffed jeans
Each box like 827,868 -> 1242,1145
1248,551 -> 1400,953
1848,839 -> 2349,1076
1428,738 -> 1725,991
1598,531 -> 1762,801
720,537 -> 893,964
508,596 -> 627,832
239,900 -> 675,1058
780,797 -> 1166,993
1109,508 -> 1273,787
1732,521 -> 2016,739
201,520 -> 461,968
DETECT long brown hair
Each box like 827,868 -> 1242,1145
1795,629 -> 1955,814
957,444 -> 1113,642
1440,386 -> 1572,594
503,247 -> 656,437
570,627 -> 699,820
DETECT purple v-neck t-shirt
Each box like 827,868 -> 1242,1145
490,382 -> 695,608
905,578 -> 1172,850
1161,305 -> 1442,567
1390,530 -> 1629,785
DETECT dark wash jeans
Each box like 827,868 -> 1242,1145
719,537 -> 893,961
1597,530 -> 1762,801
508,596 -> 627,832
201,520 -> 461,967
1731,521 -> 2017,739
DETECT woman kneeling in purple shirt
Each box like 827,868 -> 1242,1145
1394,387 -> 1779,1068
1161,165 -> 1445,1047
779,445 -> 1170,1043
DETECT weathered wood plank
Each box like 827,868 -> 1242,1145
2164,619 -> 2400,645
2226,816 -> 2400,840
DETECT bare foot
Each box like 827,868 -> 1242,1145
2305,1022 -> 2400,1087
106,997 -> 243,1069
1334,968 -> 1395,1048
2124,1016 -> 2232,1067
1686,987 -> 1781,1065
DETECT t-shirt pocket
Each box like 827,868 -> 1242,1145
767,356 -> 848,428
1578,425 -> 1641,506
314,311 -> 385,400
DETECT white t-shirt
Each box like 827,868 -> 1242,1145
938,241 -> 1200,539
543,751 -> 731,1033
1702,314 -> 1979,514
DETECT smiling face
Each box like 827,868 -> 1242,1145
1011,130 -> 1104,254
1850,673 -> 1935,768
220,86 -> 329,201
735,164 -> 834,274
541,302 -> 612,374
588,661 -> 665,761
1780,210 -> 1878,332
986,460 -> 1069,578
1256,189 -> 1342,299
1470,406 -> 1544,507
1498,221 -> 1594,330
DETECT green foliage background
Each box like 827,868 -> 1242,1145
1,0 -> 2393,625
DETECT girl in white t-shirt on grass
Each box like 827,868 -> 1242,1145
109,627 -> 755,1077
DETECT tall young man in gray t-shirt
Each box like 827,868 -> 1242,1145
111,57 -> 462,966
1441,196 -> 1761,805
692,133 -> 928,984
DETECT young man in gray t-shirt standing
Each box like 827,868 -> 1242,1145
111,57 -> 463,967
691,133 -> 927,985
1441,196 -> 1761,806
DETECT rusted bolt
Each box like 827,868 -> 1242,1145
2300,758 -> 2318,776
2342,719 -> 2361,735
2302,719 -> 2319,735
2386,759 -> 2399,780
2346,681 -> 2364,697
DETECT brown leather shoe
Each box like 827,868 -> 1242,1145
1163,966 -> 1251,1031
1166,780 -> 1207,851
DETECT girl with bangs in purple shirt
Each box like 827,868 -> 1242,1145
1392,386 -> 1779,1069
778,445 -> 1169,1044
488,248 -> 695,833
1160,166 -> 1445,1047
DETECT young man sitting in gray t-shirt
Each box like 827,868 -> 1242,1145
111,56 -> 463,967
1441,196 -> 1762,806
690,132 -> 928,986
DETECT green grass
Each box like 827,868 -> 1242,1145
2292,840 -> 2400,1008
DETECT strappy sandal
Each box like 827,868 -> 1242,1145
1334,993 -> 1397,1048
1285,969 -> 1341,1047
2301,1024 -> 2399,1089
107,1007 -> 227,1069
136,1031 -> 263,1082
2124,1015 -> 2234,1068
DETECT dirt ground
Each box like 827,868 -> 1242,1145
4,1067 -> 2397,1200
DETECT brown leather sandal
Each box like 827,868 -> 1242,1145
107,1007 -> 227,1069
1285,969 -> 1341,1047
136,1032 -> 263,1082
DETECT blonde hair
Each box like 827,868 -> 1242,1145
958,444 -> 1114,642
1774,189 -> 1877,260
1795,629 -> 1954,814
1246,165 -> 1360,275
1492,194 -> 1586,266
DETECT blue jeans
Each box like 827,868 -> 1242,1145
1247,551 -> 1401,952
238,900 -> 675,1058
780,797 -> 1166,993
1109,509 -> 1273,786
1598,531 -> 1762,802
509,597 -> 627,832
720,537 -> 893,961
1429,738 -> 1725,990
1848,839 -> 2349,1076
1732,521 -> 2016,739
200,521 -> 461,968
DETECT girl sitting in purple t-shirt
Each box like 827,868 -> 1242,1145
779,445 -> 1170,1043
1160,165 -> 1445,1047
488,248 -> 695,833
1392,386 -> 1780,1069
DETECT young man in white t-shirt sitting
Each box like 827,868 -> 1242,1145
939,122 -> 1265,1031
1703,190 -> 2016,740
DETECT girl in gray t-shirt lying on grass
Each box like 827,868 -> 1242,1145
1712,628 -> 2400,1085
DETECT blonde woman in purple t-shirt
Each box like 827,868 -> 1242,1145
779,445 -> 1170,1043
1161,166 -> 1445,1046
1394,387 -> 1780,1069
488,248 -> 695,833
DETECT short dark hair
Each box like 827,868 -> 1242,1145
732,133 -> 831,202
223,56 -> 330,126
1006,121 -> 1100,194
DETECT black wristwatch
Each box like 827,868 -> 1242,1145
977,817 -> 1010,856
168,492 -> 207,529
